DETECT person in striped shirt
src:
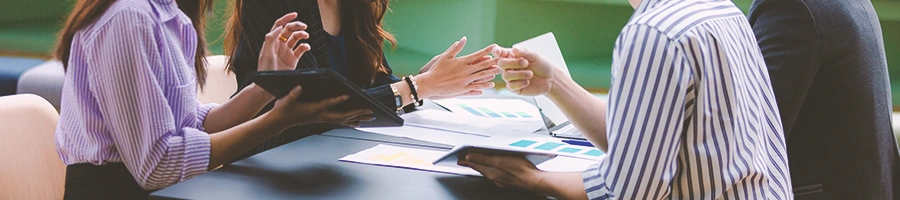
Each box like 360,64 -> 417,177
457,0 -> 794,199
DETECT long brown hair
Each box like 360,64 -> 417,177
54,0 -> 213,88
224,0 -> 397,84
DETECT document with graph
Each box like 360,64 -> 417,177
339,144 -> 598,176
431,98 -> 542,122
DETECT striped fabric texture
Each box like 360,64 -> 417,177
581,0 -> 792,199
55,0 -> 216,190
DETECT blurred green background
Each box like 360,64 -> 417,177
1,0 -> 898,104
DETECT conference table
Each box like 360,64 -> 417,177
149,129 -> 545,199
150,95 -> 554,199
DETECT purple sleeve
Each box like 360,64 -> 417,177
85,8 -> 210,190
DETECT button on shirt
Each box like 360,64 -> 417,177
581,0 -> 793,199
55,0 -> 216,189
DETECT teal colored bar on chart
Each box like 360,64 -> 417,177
558,147 -> 582,153
477,107 -> 503,118
515,112 -> 533,118
457,104 -> 485,116
534,142 -> 564,150
509,140 -> 538,147
500,112 -> 518,118
583,149 -> 604,156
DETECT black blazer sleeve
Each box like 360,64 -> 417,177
747,0 -> 821,137
363,56 -> 404,111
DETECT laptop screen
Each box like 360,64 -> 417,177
512,32 -> 572,129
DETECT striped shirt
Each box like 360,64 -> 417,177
581,0 -> 792,199
55,0 -> 215,189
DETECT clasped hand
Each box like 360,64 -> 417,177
493,47 -> 560,96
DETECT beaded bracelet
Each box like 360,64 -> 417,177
403,76 -> 424,107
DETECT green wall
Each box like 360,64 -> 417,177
1,0 -> 898,102
381,0 -> 900,96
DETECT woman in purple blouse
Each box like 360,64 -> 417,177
52,0 -> 370,199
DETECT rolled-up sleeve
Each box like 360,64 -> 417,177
194,102 -> 218,132
582,24 -> 691,200
86,8 -> 210,190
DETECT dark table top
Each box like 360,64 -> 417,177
150,134 -> 546,200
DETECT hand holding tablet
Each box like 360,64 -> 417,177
250,69 -> 404,127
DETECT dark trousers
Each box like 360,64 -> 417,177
64,163 -> 151,200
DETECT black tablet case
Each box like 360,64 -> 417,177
249,69 -> 404,127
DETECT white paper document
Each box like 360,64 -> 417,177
431,98 -> 543,122
339,144 -> 481,176
356,126 -> 488,147
339,144 -> 597,176
401,109 -> 545,137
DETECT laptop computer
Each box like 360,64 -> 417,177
513,33 -> 587,140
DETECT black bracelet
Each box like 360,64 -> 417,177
404,76 -> 424,106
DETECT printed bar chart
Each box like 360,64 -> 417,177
506,139 -> 605,158
434,99 -> 542,122
457,104 -> 535,119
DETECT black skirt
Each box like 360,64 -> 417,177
64,163 -> 153,200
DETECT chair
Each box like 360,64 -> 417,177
17,60 -> 64,109
0,94 -> 65,199
197,55 -> 237,105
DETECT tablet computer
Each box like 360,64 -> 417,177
248,69 -> 404,127
432,145 -> 558,167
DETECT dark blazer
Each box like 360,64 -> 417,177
229,0 -> 403,157
231,0 -> 402,110
749,0 -> 900,199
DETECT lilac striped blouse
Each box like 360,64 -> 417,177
55,0 -> 216,189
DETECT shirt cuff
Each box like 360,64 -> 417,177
582,160 -> 613,199
365,84 -> 400,110
180,127 -> 211,181
195,102 -> 219,132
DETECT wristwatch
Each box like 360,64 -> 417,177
390,84 -> 403,113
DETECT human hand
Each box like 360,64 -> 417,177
269,86 -> 375,128
419,51 -> 494,74
258,12 -> 311,72
458,153 -> 546,189
492,47 -> 559,96
415,37 -> 503,99
420,54 -> 495,99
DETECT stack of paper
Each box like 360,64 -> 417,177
356,126 -> 488,147
340,144 -> 598,176
401,109 -> 545,137
339,144 -> 480,176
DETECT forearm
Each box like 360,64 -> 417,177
534,172 -> 589,200
208,112 -> 289,169
546,75 -> 609,151
203,84 -> 275,133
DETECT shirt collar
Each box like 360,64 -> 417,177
149,0 -> 179,22
631,0 -> 664,18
